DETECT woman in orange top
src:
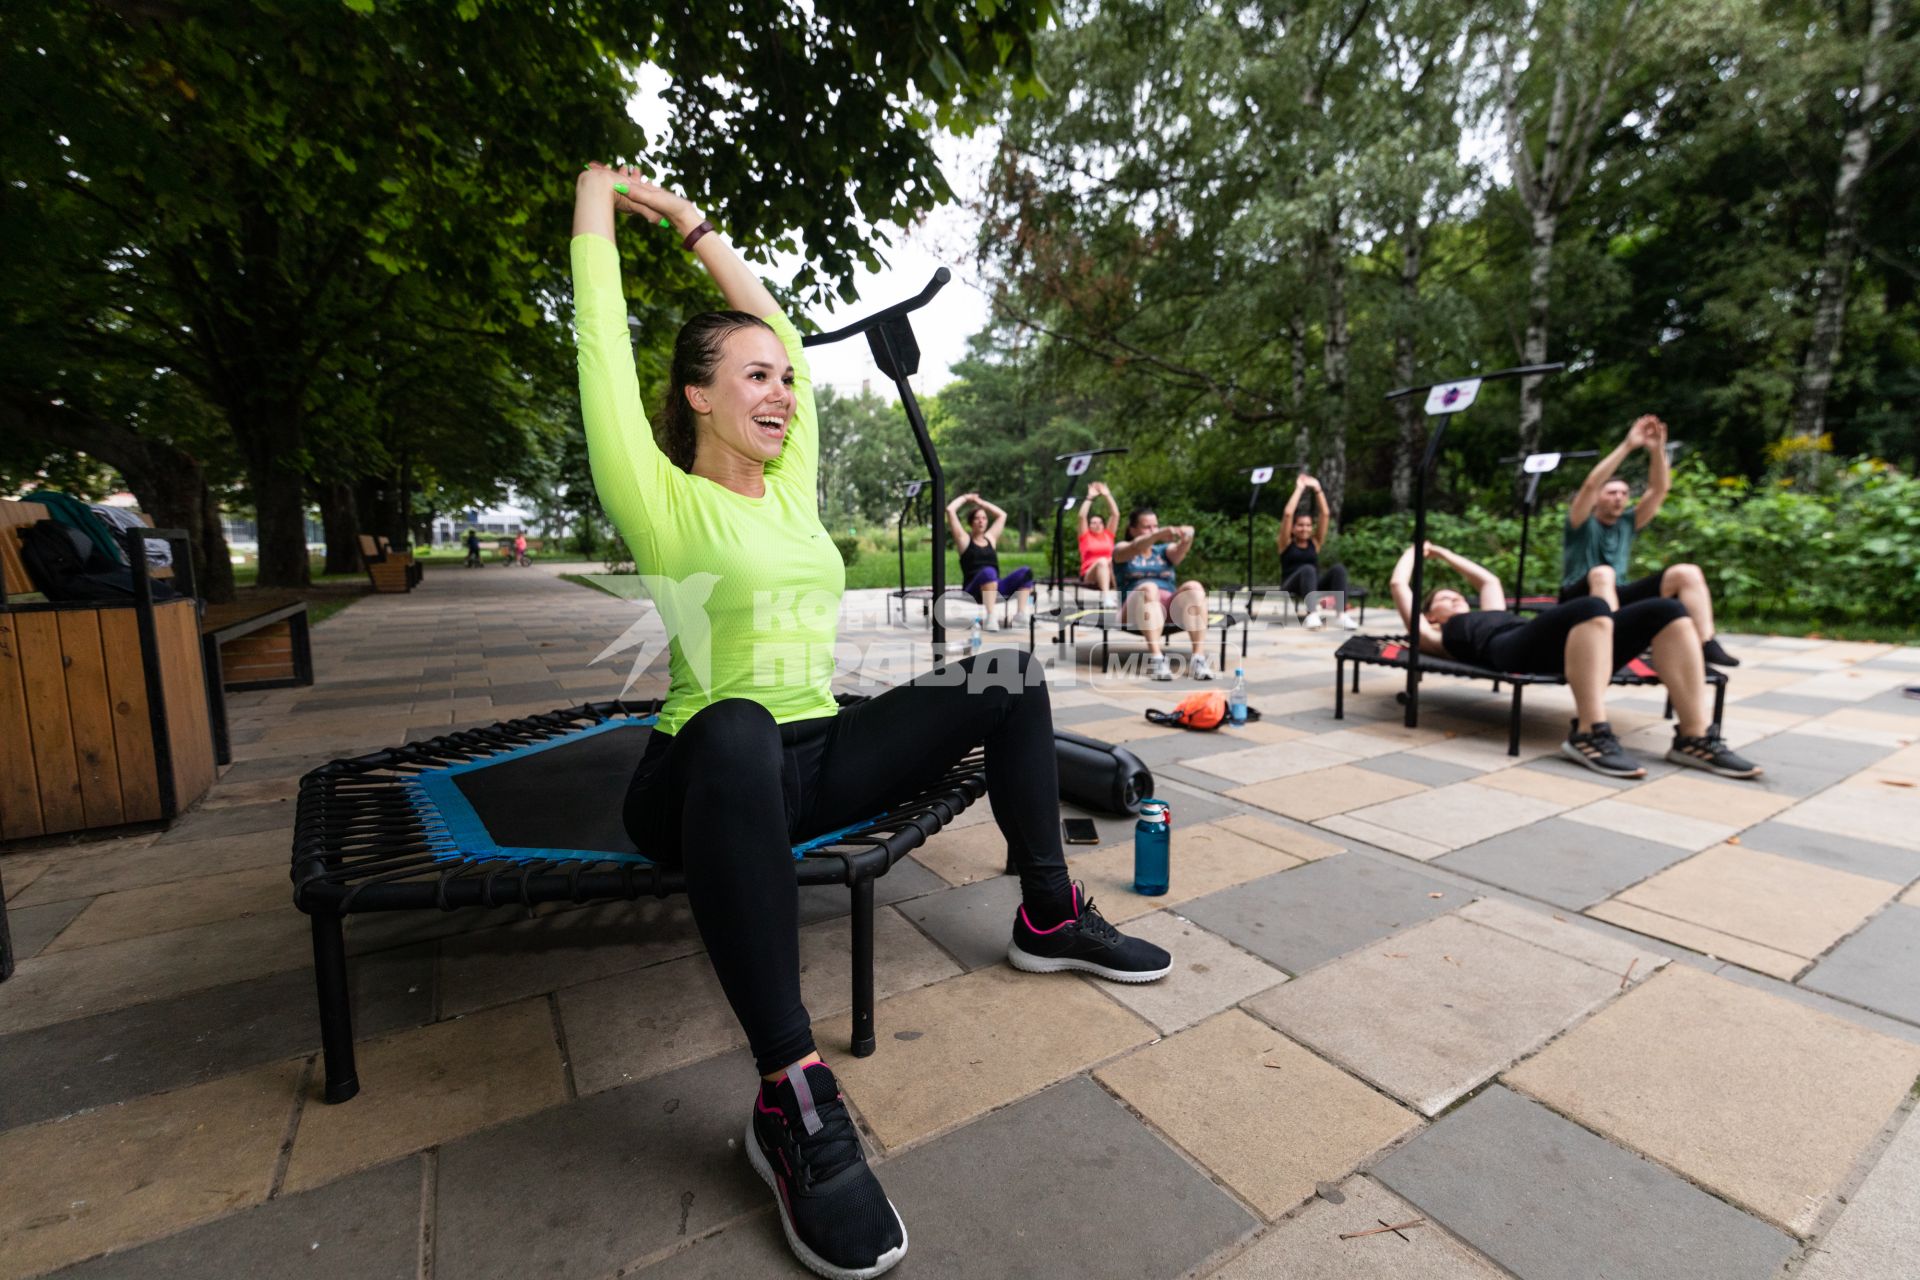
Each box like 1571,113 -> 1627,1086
1077,480 -> 1119,603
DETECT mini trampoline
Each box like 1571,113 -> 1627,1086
1333,634 -> 1727,756
292,697 -> 984,1103
1028,604 -> 1244,665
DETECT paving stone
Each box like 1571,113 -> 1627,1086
434,1054 -> 765,1280
795,854 -> 946,925
1435,816 -> 1691,909
1227,764 -> 1425,822
281,998 -> 568,1193
1455,897 -> 1667,980
1373,1085 -> 1792,1280
811,965 -> 1153,1151
0,909 -> 310,1036
1182,740 -> 1362,785
1614,772 -> 1796,828
1561,796 -> 1738,849
1735,819 -> 1920,884
1210,812 -> 1344,861
153,799 -> 300,843
1180,855 -> 1460,973
1122,727 -> 1259,767
1064,823 -> 1306,923
44,865 -> 291,954
912,820 -> 1014,887
1735,732 -> 1898,799
1246,913 -> 1625,1115
1093,911 -> 1288,1033
0,1060 -> 301,1280
1799,903 -> 1920,1023
11,829 -> 289,907
1096,1009 -> 1418,1217
45,1156 -> 421,1280
3,897 -> 88,961
436,897 -> 706,1016
1585,900 -> 1809,977
1505,965 -> 1920,1235
1337,782 -> 1567,855
1314,811 -> 1451,859
1776,782 -> 1920,852
561,906 -> 959,1094
1138,781 -> 1244,828
1604,844 -> 1897,967
1737,691 -> 1858,716
1796,1102 -> 1920,1280
2,856 -> 49,901
1469,764 -> 1619,808
896,874 -> 1025,971
1354,752 -> 1482,789
0,943 -> 433,1133
1208,1174 -> 1506,1279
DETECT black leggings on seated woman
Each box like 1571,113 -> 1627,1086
1283,562 -> 1348,601
621,648 -> 1071,1075
1449,595 -> 1688,675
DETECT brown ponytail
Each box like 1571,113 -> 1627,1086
658,311 -> 776,472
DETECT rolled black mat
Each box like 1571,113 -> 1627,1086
1055,728 -> 1154,816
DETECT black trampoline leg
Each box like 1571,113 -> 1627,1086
1335,660 -> 1346,720
1712,678 -> 1725,729
312,912 -> 359,1103
850,876 -> 877,1058
1508,685 -> 1524,757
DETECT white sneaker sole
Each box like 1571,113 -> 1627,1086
1007,943 -> 1172,983
746,1118 -> 908,1280
1666,749 -> 1762,780
1559,740 -> 1645,778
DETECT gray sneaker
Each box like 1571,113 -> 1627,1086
1561,720 -> 1645,778
1668,729 -> 1763,779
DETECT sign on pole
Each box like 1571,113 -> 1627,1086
1423,378 -> 1483,416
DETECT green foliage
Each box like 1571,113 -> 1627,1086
831,533 -> 863,567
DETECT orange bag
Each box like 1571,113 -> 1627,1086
1146,691 -> 1229,731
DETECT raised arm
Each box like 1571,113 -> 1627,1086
571,168 -> 676,539
1636,417 -> 1670,529
1278,474 -> 1306,550
1163,523 -> 1197,566
1311,479 -> 1330,547
1430,543 -> 1506,611
946,492 -> 977,544
1389,545 -> 1447,653
973,495 -> 1010,544
1569,416 -> 1653,527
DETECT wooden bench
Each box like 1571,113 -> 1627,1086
358,534 -> 416,593
198,595 -> 314,766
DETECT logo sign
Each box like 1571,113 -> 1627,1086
1065,453 -> 1092,476
904,480 -> 924,498
1522,452 -> 1561,474
1423,378 -> 1482,416
1061,495 -> 1078,511
1250,466 -> 1274,485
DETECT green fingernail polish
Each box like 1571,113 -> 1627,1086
613,183 -> 629,194
659,217 -> 670,228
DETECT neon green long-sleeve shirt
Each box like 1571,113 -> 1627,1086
572,234 -> 843,737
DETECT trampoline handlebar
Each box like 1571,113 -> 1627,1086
802,269 -> 951,348
1385,362 -> 1566,402
1053,447 -> 1129,463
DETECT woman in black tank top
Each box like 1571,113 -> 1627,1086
947,492 -> 1034,626
1389,541 -> 1757,780
1276,473 -> 1352,627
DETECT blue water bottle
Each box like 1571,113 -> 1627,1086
1134,799 -> 1171,896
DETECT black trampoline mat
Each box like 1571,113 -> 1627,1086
450,723 -> 652,855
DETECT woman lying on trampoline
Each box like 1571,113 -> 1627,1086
946,491 -> 1034,627
1077,479 -> 1120,603
573,164 -> 1169,1280
1113,505 -> 1213,682
1278,472 -> 1357,631
1390,542 -> 1760,780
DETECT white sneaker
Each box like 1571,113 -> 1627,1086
1190,653 -> 1214,681
1303,611 -> 1324,631
1149,654 -> 1173,681
1340,611 -> 1359,630
985,613 -> 1001,631
1100,593 -> 1119,610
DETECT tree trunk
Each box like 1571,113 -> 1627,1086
1391,221 -> 1425,512
1288,312 -> 1309,467
1790,0 -> 1894,444
315,482 -> 362,575
249,459 -> 312,589
1318,211 -> 1350,524
1517,208 -> 1556,457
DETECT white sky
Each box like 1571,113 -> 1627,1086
627,66 -> 992,398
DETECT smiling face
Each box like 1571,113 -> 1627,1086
686,325 -> 795,465
1596,478 -> 1631,521
1291,512 -> 1315,544
1088,513 -> 1106,535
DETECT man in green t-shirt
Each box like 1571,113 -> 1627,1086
1560,415 -> 1739,667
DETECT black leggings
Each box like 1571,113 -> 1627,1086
1283,562 -> 1349,602
621,648 -> 1071,1075
1472,596 -> 1688,676
1559,567 -> 1665,605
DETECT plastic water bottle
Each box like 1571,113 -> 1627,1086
968,619 -> 983,656
1134,800 -> 1171,896
1228,668 -> 1248,725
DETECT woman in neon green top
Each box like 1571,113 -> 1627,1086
573,164 -> 1169,1279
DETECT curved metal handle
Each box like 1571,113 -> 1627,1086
802,268 -> 952,348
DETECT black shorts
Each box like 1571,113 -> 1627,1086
1560,568 -> 1666,605
1464,597 -> 1689,676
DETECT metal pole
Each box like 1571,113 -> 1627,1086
1515,471 -> 1541,606
1406,416 -> 1452,728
